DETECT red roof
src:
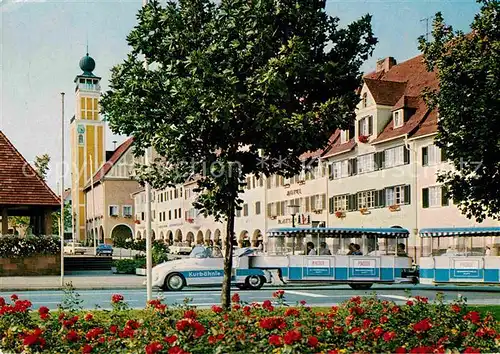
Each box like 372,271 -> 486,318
367,55 -> 438,143
0,131 -> 60,206
363,78 -> 407,106
86,137 -> 134,189
322,130 -> 357,158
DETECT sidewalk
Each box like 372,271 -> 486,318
0,272 -> 145,291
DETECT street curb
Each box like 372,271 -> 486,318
0,286 -> 145,292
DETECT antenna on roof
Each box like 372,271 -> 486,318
420,16 -> 433,42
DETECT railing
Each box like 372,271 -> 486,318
76,83 -> 101,92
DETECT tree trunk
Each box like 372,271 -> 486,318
221,197 -> 235,309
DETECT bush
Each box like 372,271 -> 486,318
0,235 -> 60,258
113,259 -> 141,274
0,292 -> 498,353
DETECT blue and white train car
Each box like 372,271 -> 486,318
249,227 -> 416,289
418,227 -> 500,285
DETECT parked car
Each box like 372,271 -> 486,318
169,242 -> 193,255
64,242 -> 86,255
96,244 -> 113,256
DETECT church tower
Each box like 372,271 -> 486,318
70,53 -> 106,242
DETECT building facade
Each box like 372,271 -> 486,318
70,53 -> 140,244
131,54 -> 499,259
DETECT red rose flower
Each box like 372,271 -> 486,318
414,296 -> 428,304
211,305 -> 223,313
82,344 -> 93,353
272,290 -> 285,298
84,313 -> 93,321
268,334 -> 283,346
406,300 -> 414,306
111,294 -> 124,303
464,347 -> 481,353
284,308 -> 300,317
413,318 -> 432,332
259,316 -> 286,330
110,325 -> 118,334
383,331 -> 396,342
328,351 -> 339,354
168,346 -> 189,354
184,309 -> 197,319
300,300 -> 306,306
308,336 -> 319,347
373,327 -> 384,337
38,306 -> 49,315
262,300 -> 274,311
0,297 -> 5,306
66,330 -> 79,342
10,294 -> 18,301
451,304 -> 461,313
464,311 -> 481,324
410,346 -> 435,354
231,293 -> 240,303
362,319 -> 372,329
125,319 -> 140,330
380,315 -> 389,324
146,342 -> 163,354
283,329 -> 302,345
164,335 -> 177,344
395,347 -> 407,353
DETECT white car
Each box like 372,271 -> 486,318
64,242 -> 86,255
152,246 -> 271,291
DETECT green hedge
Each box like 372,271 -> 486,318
0,235 -> 60,258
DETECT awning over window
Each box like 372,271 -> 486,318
267,227 -> 409,238
419,227 -> 500,238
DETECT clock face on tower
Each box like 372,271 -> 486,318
77,125 -> 85,134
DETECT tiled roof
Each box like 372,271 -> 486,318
364,78 -> 407,106
368,55 -> 438,143
0,131 -> 60,206
412,109 -> 439,138
87,137 -> 134,188
299,132 -> 337,160
321,130 -> 357,158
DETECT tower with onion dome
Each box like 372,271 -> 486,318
70,52 -> 106,243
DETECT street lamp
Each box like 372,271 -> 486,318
288,204 -> 300,228
288,204 -> 300,255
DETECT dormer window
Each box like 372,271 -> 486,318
362,92 -> 368,108
393,110 -> 404,128
358,116 -> 373,137
340,130 -> 349,144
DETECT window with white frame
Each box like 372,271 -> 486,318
357,190 -> 375,209
357,154 -> 375,174
340,130 -> 349,144
428,145 -> 441,165
333,160 -> 349,178
333,195 -> 347,211
315,194 -> 325,210
385,186 -> 405,206
393,110 -> 404,128
384,146 -> 404,168
123,205 -> 133,217
109,205 -> 119,217
429,186 -> 442,207
359,116 -> 370,136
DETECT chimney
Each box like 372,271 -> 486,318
376,57 -> 397,73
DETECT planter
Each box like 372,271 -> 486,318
335,211 -> 346,219
136,268 -> 146,276
388,205 -> 401,212
0,254 -> 61,276
359,208 -> 370,215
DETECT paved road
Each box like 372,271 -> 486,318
2,285 -> 498,310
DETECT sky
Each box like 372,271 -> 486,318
1,0 -> 481,191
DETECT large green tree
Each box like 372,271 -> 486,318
419,0 -> 500,222
101,0 -> 376,308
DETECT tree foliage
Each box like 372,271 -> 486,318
419,0 -> 500,222
34,154 -> 50,181
101,0 -> 376,307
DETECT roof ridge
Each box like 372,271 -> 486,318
0,130 -> 60,204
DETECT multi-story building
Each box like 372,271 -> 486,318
70,53 -> 140,244
132,54 -> 499,259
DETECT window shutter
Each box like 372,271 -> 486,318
440,148 -> 447,162
347,195 -> 352,211
322,194 -> 326,209
329,197 -> 334,214
349,158 -> 357,176
404,147 -> 410,165
328,164 -> 333,179
357,119 -> 361,137
368,116 -> 373,136
441,186 -> 449,206
305,197 -> 310,212
310,195 -> 316,210
422,188 -> 429,208
266,177 -> 271,189
404,185 -> 411,204
348,124 -> 355,141
352,194 -> 358,211
422,147 -> 428,166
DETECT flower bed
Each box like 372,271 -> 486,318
0,292 -> 498,353
0,235 -> 60,258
